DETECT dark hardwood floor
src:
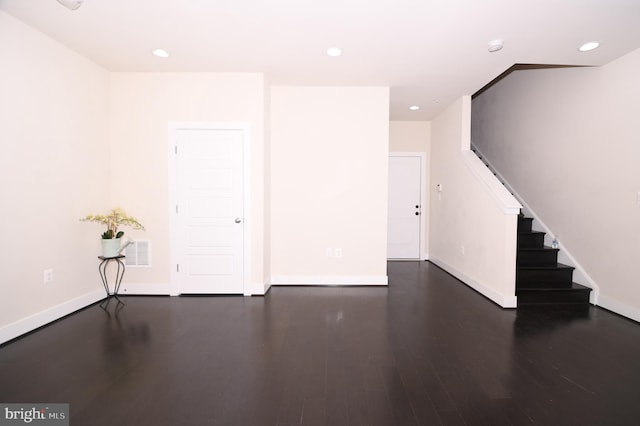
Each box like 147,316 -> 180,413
2,261 -> 640,425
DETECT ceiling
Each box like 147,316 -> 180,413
1,0 -> 639,120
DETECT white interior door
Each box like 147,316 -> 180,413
174,128 -> 244,294
387,155 -> 422,259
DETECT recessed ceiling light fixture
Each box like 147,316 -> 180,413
488,39 -> 504,53
56,0 -> 84,10
409,105 -> 420,111
579,41 -> 600,52
326,47 -> 343,57
152,49 -> 170,58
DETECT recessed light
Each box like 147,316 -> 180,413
578,41 -> 600,52
488,39 -> 504,53
409,105 -> 420,111
152,49 -> 170,58
326,47 -> 343,57
56,0 -> 84,10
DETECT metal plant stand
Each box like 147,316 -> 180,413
98,255 -> 126,309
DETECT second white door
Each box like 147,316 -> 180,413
174,127 -> 245,294
387,155 -> 423,259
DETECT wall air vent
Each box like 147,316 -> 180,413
124,240 -> 151,267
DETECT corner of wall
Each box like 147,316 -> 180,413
429,96 -> 519,308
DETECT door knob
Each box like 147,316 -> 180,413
234,218 -> 242,223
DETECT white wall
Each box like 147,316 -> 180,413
389,121 -> 431,152
109,72 -> 267,295
472,49 -> 640,321
389,121 -> 431,259
270,87 -> 390,285
430,97 -> 520,307
0,11 -> 110,342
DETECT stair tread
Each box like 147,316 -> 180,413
518,263 -> 574,271
518,246 -> 558,252
518,230 -> 545,235
516,283 -> 591,293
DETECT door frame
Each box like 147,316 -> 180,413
168,122 -> 252,296
388,152 -> 428,260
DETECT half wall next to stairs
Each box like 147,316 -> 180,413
429,96 -> 521,308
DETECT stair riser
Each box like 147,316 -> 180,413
518,217 -> 533,233
517,250 -> 559,267
518,233 -> 545,248
517,268 -> 574,286
517,290 -> 591,305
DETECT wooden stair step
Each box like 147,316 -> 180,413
517,216 -> 533,232
516,283 -> 592,305
517,231 -> 545,249
517,263 -> 575,287
517,246 -> 559,267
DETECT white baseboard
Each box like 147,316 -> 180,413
596,294 -> 640,323
429,257 -> 517,308
270,275 -> 389,286
119,282 -> 171,295
387,253 -> 429,262
242,281 -> 270,296
0,288 -> 104,345
120,281 -> 272,297
119,281 -> 273,297
259,279 -> 271,295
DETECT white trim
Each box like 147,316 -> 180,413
119,282 -> 171,295
168,123 -> 179,296
241,126 -> 252,297
388,152 -> 428,260
168,122 -> 251,297
0,289 -> 104,345
429,257 -> 517,308
245,279 -> 270,296
597,295 -> 640,324
118,281 -> 269,297
270,275 -> 389,286
463,150 -> 522,215
390,257 -> 429,262
472,145 -> 601,305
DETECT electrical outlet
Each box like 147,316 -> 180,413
44,269 -> 54,284
326,248 -> 333,257
335,248 -> 342,258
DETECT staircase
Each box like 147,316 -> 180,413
470,145 -> 593,307
517,215 -> 592,306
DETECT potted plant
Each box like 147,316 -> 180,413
81,208 -> 145,258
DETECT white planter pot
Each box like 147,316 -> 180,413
101,238 -> 122,258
